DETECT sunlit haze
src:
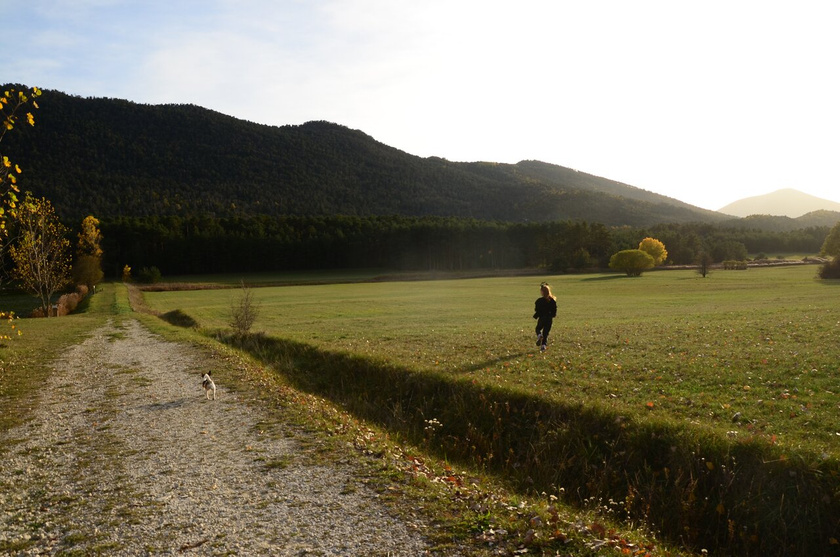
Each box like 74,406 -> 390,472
7,0 -> 840,211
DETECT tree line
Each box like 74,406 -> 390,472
95,214 -> 832,278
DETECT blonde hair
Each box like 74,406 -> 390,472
540,282 -> 556,300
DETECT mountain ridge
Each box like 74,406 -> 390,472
4,86 -> 730,226
4,86 -> 838,232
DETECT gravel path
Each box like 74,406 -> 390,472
0,319 -> 431,556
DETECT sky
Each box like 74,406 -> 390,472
6,0 -> 840,211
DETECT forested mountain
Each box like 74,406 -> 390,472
5,86 -> 729,226
3,86 -> 835,278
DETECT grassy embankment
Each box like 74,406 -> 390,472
137,264 -> 840,556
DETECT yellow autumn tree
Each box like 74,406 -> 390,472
638,237 -> 668,266
1,85 -> 40,235
72,215 -> 104,289
0,85 -> 41,332
10,194 -> 72,317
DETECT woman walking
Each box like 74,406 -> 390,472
533,282 -> 557,352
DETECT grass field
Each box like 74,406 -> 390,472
144,265 -> 840,454
137,264 -> 840,555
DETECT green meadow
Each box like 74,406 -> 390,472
140,264 -> 840,555
145,265 -> 840,454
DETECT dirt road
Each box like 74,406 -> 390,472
0,319 -> 430,555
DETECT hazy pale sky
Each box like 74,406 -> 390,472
6,0 -> 840,210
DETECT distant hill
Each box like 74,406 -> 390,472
3,86 -> 730,226
718,188 -> 840,218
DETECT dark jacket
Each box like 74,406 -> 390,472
533,296 -> 557,320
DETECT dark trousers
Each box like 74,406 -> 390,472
535,318 -> 553,344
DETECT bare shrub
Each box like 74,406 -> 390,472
29,284 -> 91,318
695,252 -> 714,278
229,281 -> 259,336
58,292 -> 80,313
137,266 -> 162,284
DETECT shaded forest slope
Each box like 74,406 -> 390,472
6,86 -> 729,226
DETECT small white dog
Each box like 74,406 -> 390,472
202,372 -> 216,400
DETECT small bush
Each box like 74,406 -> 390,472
136,266 -> 162,284
818,258 -> 840,279
722,260 -> 748,270
57,292 -> 80,314
609,249 -> 655,276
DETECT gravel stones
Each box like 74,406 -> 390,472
0,319 -> 430,556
